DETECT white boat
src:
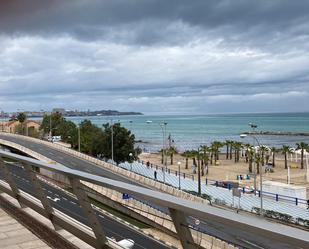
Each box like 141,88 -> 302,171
146,120 -> 152,123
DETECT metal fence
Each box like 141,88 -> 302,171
137,159 -> 307,206
118,160 -> 309,224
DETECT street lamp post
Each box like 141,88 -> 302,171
197,147 -> 201,196
159,122 -> 168,183
111,119 -> 114,163
49,113 -> 52,138
129,153 -> 133,171
240,124 -> 263,216
78,125 -> 81,152
177,161 -> 181,190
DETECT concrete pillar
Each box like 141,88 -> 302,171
70,177 -> 109,249
169,208 -> 195,249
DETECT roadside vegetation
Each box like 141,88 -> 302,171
40,112 -> 140,163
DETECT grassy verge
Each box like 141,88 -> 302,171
88,197 -> 150,229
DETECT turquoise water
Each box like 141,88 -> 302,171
66,112 -> 309,152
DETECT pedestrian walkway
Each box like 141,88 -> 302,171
0,207 -> 51,249
119,161 -> 309,222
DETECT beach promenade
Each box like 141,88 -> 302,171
119,160 -> 309,223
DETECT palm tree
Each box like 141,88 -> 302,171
244,143 -> 251,163
182,150 -> 191,169
17,112 -> 27,135
167,146 -> 178,165
247,147 -> 254,173
189,150 -> 198,171
200,145 -> 210,176
270,147 -> 277,167
159,149 -> 164,164
296,142 -> 308,169
233,142 -> 242,162
255,153 -> 262,174
229,141 -> 234,160
259,145 -> 269,166
225,140 -> 232,159
211,141 -> 223,164
281,145 -> 292,169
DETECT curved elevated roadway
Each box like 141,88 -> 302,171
1,134 -> 308,249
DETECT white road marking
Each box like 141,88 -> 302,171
241,239 -> 265,249
62,197 -> 67,201
70,201 -> 77,205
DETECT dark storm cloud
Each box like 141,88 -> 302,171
1,0 -> 309,45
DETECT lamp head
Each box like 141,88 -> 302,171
177,161 -> 181,165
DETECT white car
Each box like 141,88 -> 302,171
117,239 -> 135,248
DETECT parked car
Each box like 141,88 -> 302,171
212,181 -> 239,189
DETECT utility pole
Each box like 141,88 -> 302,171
163,122 -> 168,166
78,125 -> 81,152
197,147 -> 201,195
111,119 -> 114,163
49,113 -> 52,138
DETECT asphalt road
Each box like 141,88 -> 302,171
0,134 -> 307,249
0,164 -> 171,249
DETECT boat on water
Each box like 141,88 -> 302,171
146,120 -> 152,123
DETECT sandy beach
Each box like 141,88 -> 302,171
139,152 -> 309,197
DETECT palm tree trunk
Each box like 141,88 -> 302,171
301,149 -> 304,169
230,147 -> 233,160
249,159 -> 253,173
171,153 -> 173,165
210,153 -> 213,165
284,153 -> 287,169
226,145 -> 229,159
234,150 -> 237,163
185,157 -> 188,169
161,150 -> 164,164
272,153 -> 275,167
257,162 -> 260,174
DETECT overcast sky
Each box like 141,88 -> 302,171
1,0 -> 309,114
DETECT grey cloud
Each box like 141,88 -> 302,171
0,1 -> 309,114
1,1 -> 309,46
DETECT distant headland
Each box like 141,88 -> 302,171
0,108 -> 143,118
64,109 -> 143,117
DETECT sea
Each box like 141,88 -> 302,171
64,112 -> 309,152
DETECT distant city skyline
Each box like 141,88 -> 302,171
1,1 -> 309,114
